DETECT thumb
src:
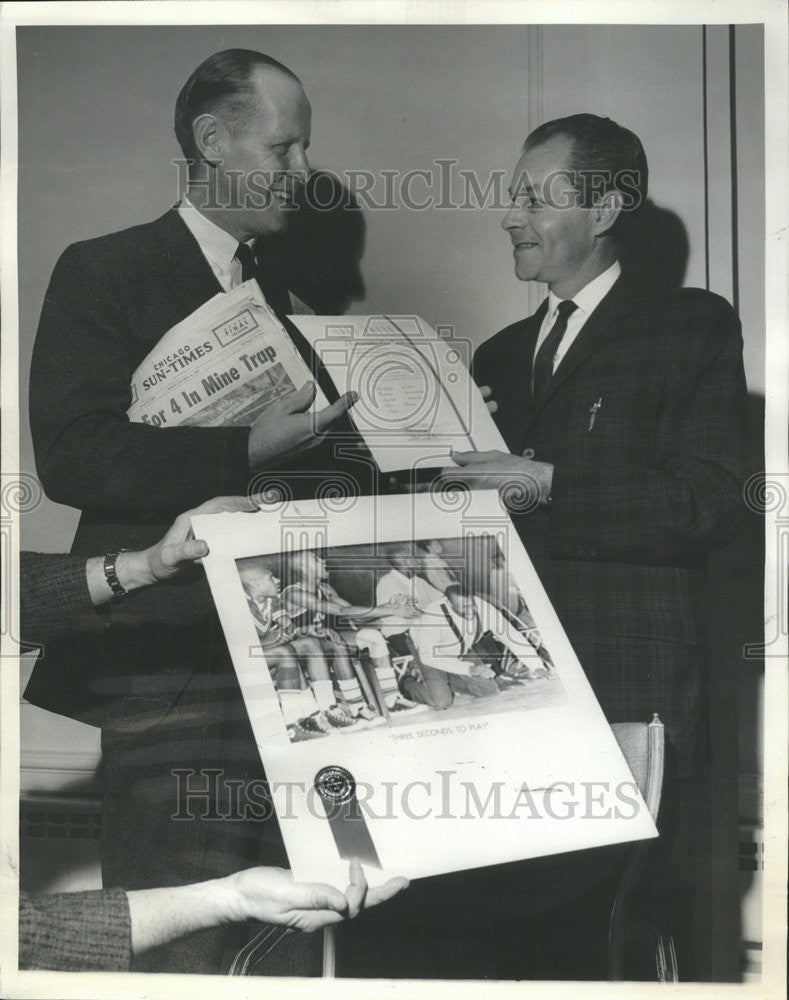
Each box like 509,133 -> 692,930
287,381 -> 318,413
449,449 -> 476,466
314,391 -> 359,434
306,883 -> 348,913
163,538 -> 209,568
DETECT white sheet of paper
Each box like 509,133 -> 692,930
290,314 -> 508,471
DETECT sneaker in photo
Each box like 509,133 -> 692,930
300,710 -> 333,734
387,696 -> 430,714
354,705 -> 388,728
287,722 -> 326,742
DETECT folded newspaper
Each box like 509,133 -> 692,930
127,280 -> 328,429
127,282 -> 506,471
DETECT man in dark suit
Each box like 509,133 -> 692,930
26,49 -> 373,975
340,113 -> 746,984
450,113 -> 747,976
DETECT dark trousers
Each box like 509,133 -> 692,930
99,669 -> 322,976
387,632 -> 500,710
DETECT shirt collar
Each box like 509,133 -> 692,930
178,195 -> 252,273
547,260 -> 621,323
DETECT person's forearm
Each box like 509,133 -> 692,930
19,888 -> 132,971
126,879 -> 243,956
339,603 -> 390,621
20,552 -> 106,645
548,460 -> 743,562
85,550 -> 159,606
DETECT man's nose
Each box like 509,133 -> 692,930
289,144 -> 311,178
501,203 -> 523,231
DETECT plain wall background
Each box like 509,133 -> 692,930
16,23 -> 764,551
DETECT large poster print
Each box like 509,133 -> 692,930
194,490 -> 657,887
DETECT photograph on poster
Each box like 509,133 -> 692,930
235,534 -> 567,742
195,491 -> 657,889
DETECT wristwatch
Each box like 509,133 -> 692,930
103,550 -> 129,600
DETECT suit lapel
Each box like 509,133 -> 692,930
150,208 -> 224,314
515,300 -> 548,378
526,273 -> 641,426
148,209 -> 343,404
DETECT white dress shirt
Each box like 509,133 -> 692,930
375,569 -> 443,637
177,196 -> 253,292
533,260 -> 622,373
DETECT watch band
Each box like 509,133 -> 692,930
314,765 -> 381,868
103,550 -> 128,600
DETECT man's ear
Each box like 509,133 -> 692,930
592,189 -> 623,239
192,113 -> 224,166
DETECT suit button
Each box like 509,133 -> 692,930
522,448 -> 535,459
576,546 -> 585,556
589,547 -> 597,557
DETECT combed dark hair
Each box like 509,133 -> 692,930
523,114 -> 648,240
174,48 -> 300,161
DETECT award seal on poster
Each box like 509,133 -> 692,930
314,765 -> 381,868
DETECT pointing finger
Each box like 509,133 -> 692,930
314,391 -> 359,434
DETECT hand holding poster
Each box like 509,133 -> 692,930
194,491 -> 657,888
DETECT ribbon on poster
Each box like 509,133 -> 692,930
314,765 -> 381,868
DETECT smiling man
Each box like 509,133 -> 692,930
176,54 -> 311,244
450,113 -> 747,977
25,49 -> 367,976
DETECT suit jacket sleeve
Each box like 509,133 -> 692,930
547,301 -> 747,563
19,551 -> 106,646
29,243 -> 252,511
19,888 -> 131,971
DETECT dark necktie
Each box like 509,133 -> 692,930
234,242 -> 337,405
232,241 -> 373,493
234,242 -> 257,283
532,299 -> 578,406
